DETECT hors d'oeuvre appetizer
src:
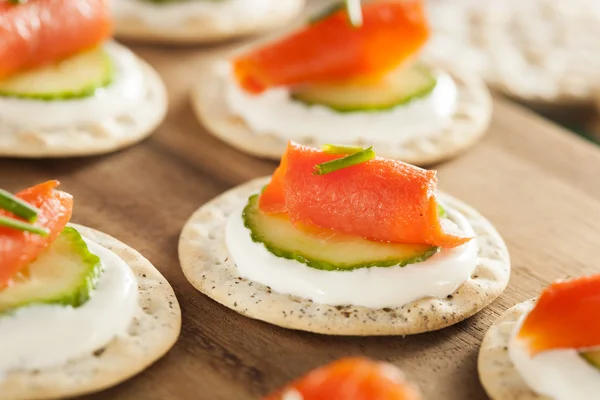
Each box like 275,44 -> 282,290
179,142 -> 509,335
191,0 -> 491,166
111,0 -> 306,44
265,357 -> 422,400
425,0 -> 600,105
479,275 -> 600,400
0,182 -> 181,399
0,0 -> 167,158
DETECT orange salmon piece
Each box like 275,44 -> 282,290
259,150 -> 288,214
518,274 -> 600,355
233,0 -> 429,93
259,142 -> 471,248
265,358 -> 422,400
0,0 -> 112,79
0,181 -> 73,287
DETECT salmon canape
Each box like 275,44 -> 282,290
0,0 -> 167,158
111,0 -> 305,44
0,182 -> 180,399
179,142 -> 510,335
265,357 -> 422,400
479,274 -> 600,400
191,0 -> 491,165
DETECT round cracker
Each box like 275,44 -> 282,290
113,0 -> 305,44
179,177 -> 510,336
477,299 -> 550,400
424,0 -> 600,105
0,224 -> 182,400
0,44 -> 167,158
191,61 -> 491,166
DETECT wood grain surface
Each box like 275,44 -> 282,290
3,12 -> 600,400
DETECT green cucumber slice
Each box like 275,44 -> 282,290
581,350 -> 600,370
0,47 -> 114,101
291,64 -> 437,113
0,227 -> 102,314
243,194 -> 439,271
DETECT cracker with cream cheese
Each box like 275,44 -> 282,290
113,0 -> 305,44
478,300 -> 550,400
424,0 -> 600,105
0,225 -> 181,400
179,177 -> 510,336
0,44 -> 167,158
190,61 -> 491,166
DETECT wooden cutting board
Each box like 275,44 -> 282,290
3,17 -> 600,400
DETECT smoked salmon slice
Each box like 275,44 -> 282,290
0,0 -> 112,80
517,274 -> 600,355
233,0 -> 429,94
265,357 -> 422,400
260,142 -> 471,248
0,181 -> 73,288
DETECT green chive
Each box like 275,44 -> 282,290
0,216 -> 49,236
308,3 -> 343,24
345,0 -> 363,28
7,0 -> 28,4
0,188 -> 39,222
321,144 -> 365,155
314,146 -> 375,175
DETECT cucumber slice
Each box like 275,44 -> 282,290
0,227 -> 102,314
581,350 -> 600,370
243,194 -> 439,271
291,64 -> 437,113
0,47 -> 114,101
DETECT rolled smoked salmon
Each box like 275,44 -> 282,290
260,142 -> 471,248
265,357 -> 422,400
233,0 -> 429,94
0,0 -> 112,79
0,181 -> 73,287
518,274 -> 600,355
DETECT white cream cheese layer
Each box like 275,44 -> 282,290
223,64 -> 458,144
0,42 -> 145,129
0,237 -> 138,375
509,313 -> 600,400
225,201 -> 478,309
113,0 -> 281,28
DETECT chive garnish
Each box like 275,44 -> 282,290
321,144 -> 365,155
0,188 -> 39,222
0,216 -> 49,236
314,146 -> 375,175
309,0 -> 363,27
438,203 -> 447,218
345,0 -> 363,27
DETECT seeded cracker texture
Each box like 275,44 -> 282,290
190,59 -> 491,166
0,224 -> 182,400
113,0 -> 306,44
478,299 -> 551,400
424,0 -> 600,104
0,42 -> 167,158
178,177 -> 510,336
